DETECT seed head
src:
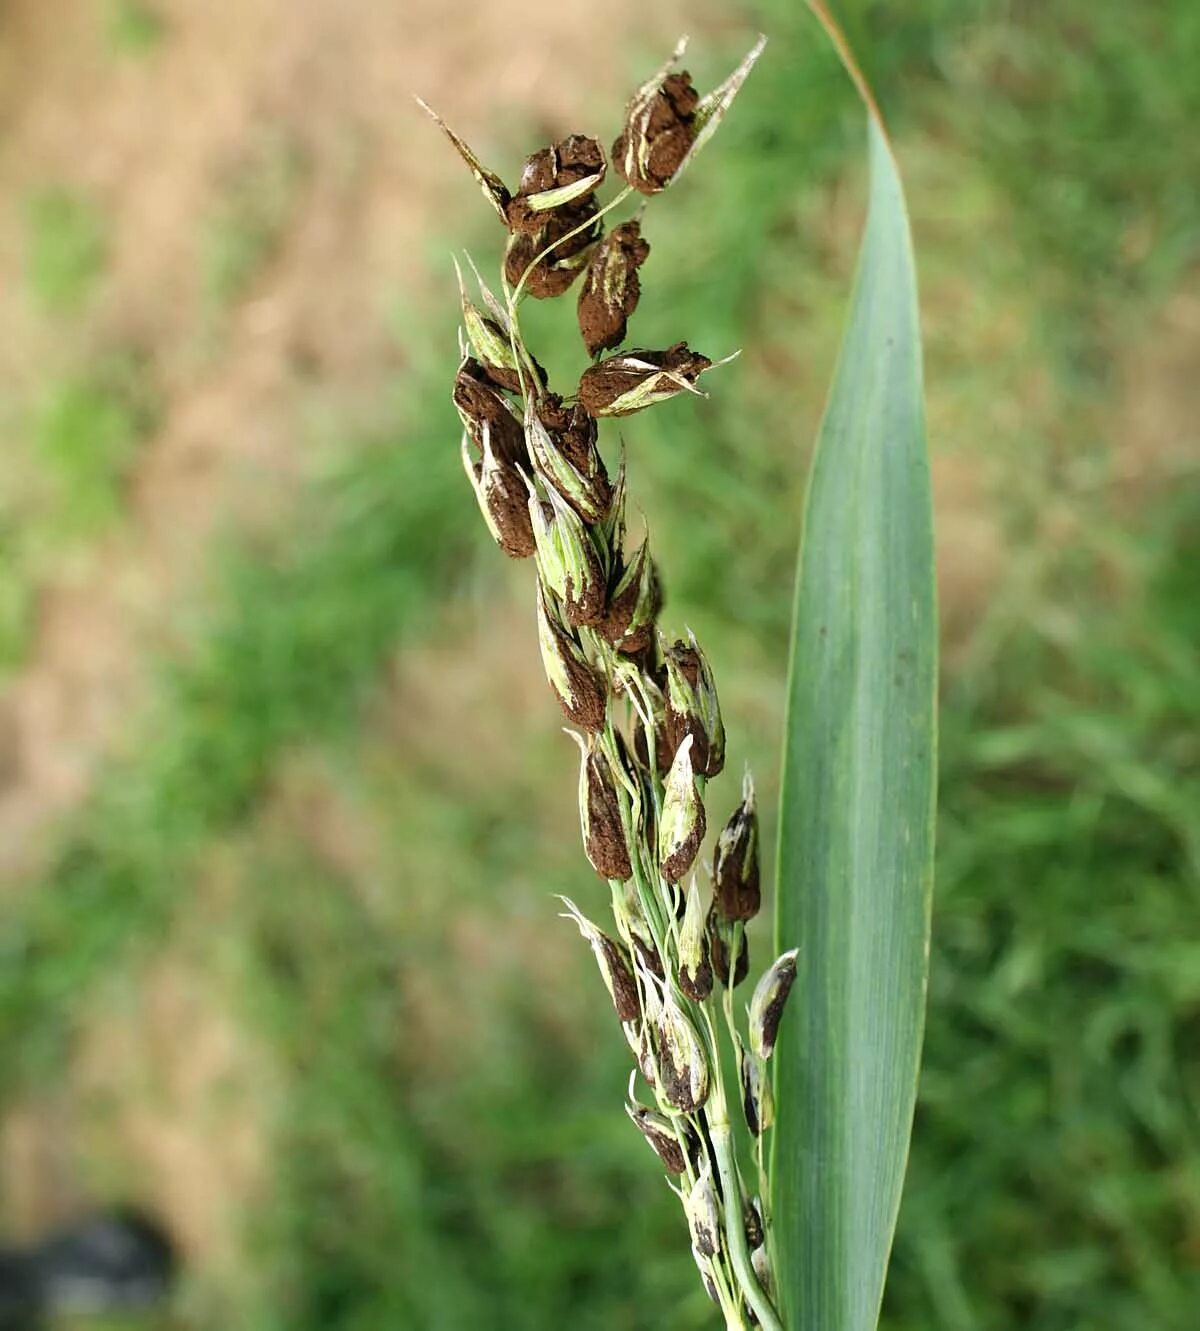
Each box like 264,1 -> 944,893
677,878 -> 713,1003
460,431 -> 536,558
559,897 -> 640,1023
503,200 -> 600,299
748,947 -> 799,1061
625,1102 -> 696,1175
708,906 -> 749,988
454,259 -> 545,393
662,631 -> 725,778
684,1162 -> 721,1259
692,1245 -> 721,1306
570,730 -> 635,882
525,396 -> 611,525
713,770 -> 760,920
598,533 -> 660,655
453,358 -> 526,462
658,734 -> 706,884
505,135 -> 607,233
577,342 -> 715,418
739,1041 -> 774,1137
530,485 -> 607,627
535,583 -> 607,732
611,36 -> 767,195
656,992 -> 709,1112
577,219 -> 651,356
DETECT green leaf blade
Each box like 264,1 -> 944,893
769,110 -> 937,1331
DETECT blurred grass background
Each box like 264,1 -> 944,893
0,0 -> 1197,1328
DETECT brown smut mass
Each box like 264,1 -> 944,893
577,219 -> 650,356
584,748 -> 632,880
576,341 -> 711,417
613,72 -> 699,194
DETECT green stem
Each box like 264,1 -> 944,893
709,1119 -> 785,1331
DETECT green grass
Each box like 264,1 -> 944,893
0,353 -> 158,668
202,133 -> 307,309
3,1 -> 1200,1327
106,1 -> 167,58
25,187 -> 108,313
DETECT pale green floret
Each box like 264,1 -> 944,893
595,357 -> 708,417
685,1162 -> 722,1258
462,299 -> 519,377
529,485 -> 602,615
658,733 -> 703,875
460,432 -> 505,548
678,879 -> 707,980
523,170 -> 606,211
673,35 -> 768,185
415,97 -> 509,222
524,398 -> 608,523
535,584 -> 583,711
659,992 -> 710,1109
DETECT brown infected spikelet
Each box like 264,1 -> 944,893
461,434 -> 536,559
598,540 -> 661,656
504,186 -> 600,300
631,932 -> 664,980
626,1105 -> 695,1175
505,135 -> 607,233
535,393 -> 612,520
597,932 -> 640,1022
453,358 -> 527,463
613,72 -> 700,195
661,634 -> 725,779
583,743 -> 633,881
749,948 -> 799,1061
536,585 -> 607,733
578,220 -> 651,356
708,907 -> 750,988
577,342 -> 713,418
712,779 -> 761,921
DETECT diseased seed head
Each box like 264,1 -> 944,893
503,202 -> 600,299
570,730 -> 635,882
529,485 -> 607,627
535,583 -> 607,732
708,906 -> 750,988
744,1196 -> 765,1252
749,947 -> 799,1060
677,878 -> 714,1002
739,1041 -> 774,1136
460,430 -> 536,558
598,534 -> 661,655
658,733 -> 706,884
611,36 -> 767,195
626,1103 -> 694,1174
656,993 -> 709,1111
506,135 -> 607,233
713,770 -> 760,920
576,342 -> 714,417
525,396 -> 611,525
559,897 -> 640,1023
684,1163 -> 721,1259
578,219 -> 651,356
453,357 -> 527,464
661,631 -> 725,778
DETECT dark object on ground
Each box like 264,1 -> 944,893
0,1208 -> 175,1329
